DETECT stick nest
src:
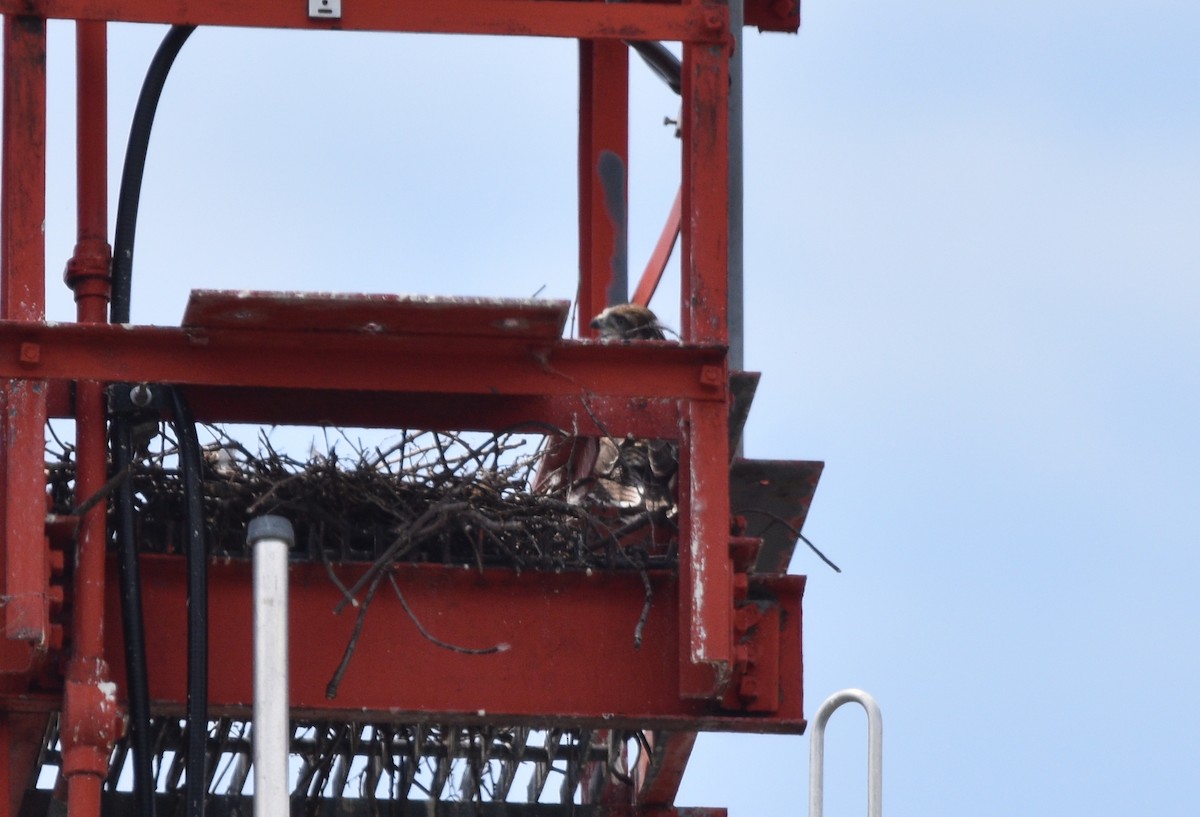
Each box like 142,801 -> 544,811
45,425 -> 676,574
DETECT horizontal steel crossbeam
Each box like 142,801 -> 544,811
102,557 -> 806,733
0,0 -> 729,42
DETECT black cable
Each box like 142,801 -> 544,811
628,40 -> 681,95
169,386 -> 209,817
110,24 -> 196,324
112,412 -> 157,817
109,25 -> 196,817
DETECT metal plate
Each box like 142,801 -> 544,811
727,371 -> 759,453
182,290 -> 570,340
729,458 -> 824,574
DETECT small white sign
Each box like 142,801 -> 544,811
308,0 -> 341,20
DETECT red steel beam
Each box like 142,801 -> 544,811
1,15 -> 50,654
0,712 -> 53,817
65,20 -> 112,323
177,388 -> 685,438
636,731 -> 698,805
675,36 -> 732,700
59,19 -> 125,813
0,0 -> 729,42
746,0 -> 800,33
577,38 -> 629,333
679,40 -> 729,346
104,557 -> 806,733
0,322 -> 727,403
631,188 -> 681,309
677,398 -> 731,699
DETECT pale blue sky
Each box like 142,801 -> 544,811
32,1 -> 1200,814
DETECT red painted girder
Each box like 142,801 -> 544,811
578,39 -> 629,332
0,321 -> 726,402
2,18 -> 46,322
677,398 -> 731,699
636,731 -> 698,805
631,188 -> 681,309
179,387 -> 684,438
181,290 -> 569,339
1,15 -> 50,656
679,40 -> 729,345
745,0 -> 800,33
0,712 -> 53,817
106,557 -> 806,734
0,0 -> 729,43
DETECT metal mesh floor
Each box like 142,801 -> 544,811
33,715 -> 642,806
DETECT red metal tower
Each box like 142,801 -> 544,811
0,2 -> 818,816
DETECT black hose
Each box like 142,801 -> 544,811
110,24 -> 196,325
112,413 -> 157,817
168,386 -> 209,817
109,25 -> 196,817
628,40 -> 682,95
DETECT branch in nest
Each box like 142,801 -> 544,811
326,571 -> 385,700
387,572 -> 509,656
741,508 -> 841,573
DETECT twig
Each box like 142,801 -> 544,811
320,547 -> 359,609
326,572 -> 385,700
741,508 -> 841,573
387,572 -> 509,656
633,567 -> 653,649
72,464 -> 133,518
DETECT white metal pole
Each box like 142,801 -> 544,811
808,688 -> 883,817
249,515 -> 294,814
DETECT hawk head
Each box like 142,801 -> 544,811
590,304 -> 665,341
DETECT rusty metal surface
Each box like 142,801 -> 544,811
0,0 -> 728,43
102,557 -> 805,733
676,398 -> 732,701
679,41 -> 730,346
726,371 -> 759,453
0,321 -> 726,405
578,40 -> 629,332
729,458 -> 824,574
182,290 -> 569,340
1,16 -> 50,661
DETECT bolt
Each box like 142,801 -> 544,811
700,364 -> 723,388
129,383 -> 153,408
18,342 -> 39,365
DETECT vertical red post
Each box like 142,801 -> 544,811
66,20 -> 113,324
677,21 -> 732,699
61,21 -> 124,815
577,38 -> 628,335
0,14 -> 50,652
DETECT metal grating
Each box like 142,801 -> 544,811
32,715 -> 643,807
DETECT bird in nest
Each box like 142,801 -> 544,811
589,303 -> 666,341
573,434 -> 677,514
536,304 -> 678,520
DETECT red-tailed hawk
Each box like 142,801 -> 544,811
536,305 -> 677,520
589,303 -> 666,341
